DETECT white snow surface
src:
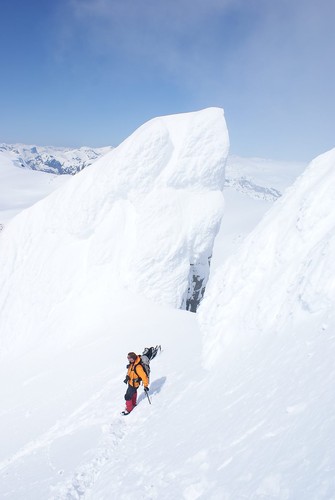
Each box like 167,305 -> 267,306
211,154 -> 306,268
0,107 -> 230,499
1,107 -> 334,499
0,107 -> 229,354
201,148 -> 335,363
0,149 -> 69,224
211,188 -> 273,269
0,293 -> 201,500
196,148 -> 335,498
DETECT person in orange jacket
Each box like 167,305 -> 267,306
122,351 -> 149,415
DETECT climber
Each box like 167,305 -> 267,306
122,351 -> 149,415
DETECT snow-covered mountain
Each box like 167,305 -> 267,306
0,107 -> 229,356
0,136 -> 306,232
0,141 -> 304,191
0,142 -> 112,223
212,155 -> 306,268
0,143 -> 112,175
0,108 -> 230,498
0,108 -> 333,499
0,141 -> 306,254
196,148 -> 335,498
201,147 -> 335,362
84,148 -> 335,500
0,150 -> 69,224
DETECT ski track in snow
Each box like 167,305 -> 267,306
0,352 -> 169,499
0,377 -> 129,500
51,417 -> 126,500
51,385 -> 165,499
0,379 -> 116,473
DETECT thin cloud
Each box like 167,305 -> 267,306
61,0 -> 335,86
56,0 -> 335,113
51,0 -> 251,113
52,0 -> 335,159
63,0 -> 240,72
70,0 -> 236,27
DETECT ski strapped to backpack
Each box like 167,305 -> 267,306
134,345 -> 161,384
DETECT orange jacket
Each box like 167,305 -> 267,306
127,356 -> 149,388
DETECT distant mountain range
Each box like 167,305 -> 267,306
0,143 -> 306,205
225,154 -> 306,201
0,143 -> 113,175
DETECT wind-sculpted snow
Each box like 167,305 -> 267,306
200,148 -> 335,364
196,148 -> 335,498
1,128 -> 334,499
0,108 -> 228,354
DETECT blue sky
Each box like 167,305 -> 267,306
0,0 -> 334,161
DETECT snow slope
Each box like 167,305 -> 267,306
211,155 -> 306,268
196,148 -> 335,498
1,108 -> 332,499
0,107 -> 229,351
0,107 -> 229,498
0,293 -> 200,500
86,149 -> 335,500
0,149 -> 69,224
211,189 -> 273,269
201,148 -> 335,363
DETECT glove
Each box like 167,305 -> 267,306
144,386 -> 149,392
124,375 -> 130,384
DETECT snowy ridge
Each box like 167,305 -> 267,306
0,143 -> 113,175
2,109 -> 334,499
193,148 -> 335,498
200,148 -> 335,364
0,107 -> 229,355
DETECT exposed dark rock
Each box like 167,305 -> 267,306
183,256 -> 212,313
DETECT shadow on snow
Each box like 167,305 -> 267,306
137,376 -> 167,404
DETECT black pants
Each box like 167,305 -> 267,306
124,385 -> 137,401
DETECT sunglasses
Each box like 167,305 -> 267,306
127,356 -> 134,361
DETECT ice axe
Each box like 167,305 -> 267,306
144,387 -> 151,404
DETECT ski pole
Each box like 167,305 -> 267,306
145,389 -> 151,404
